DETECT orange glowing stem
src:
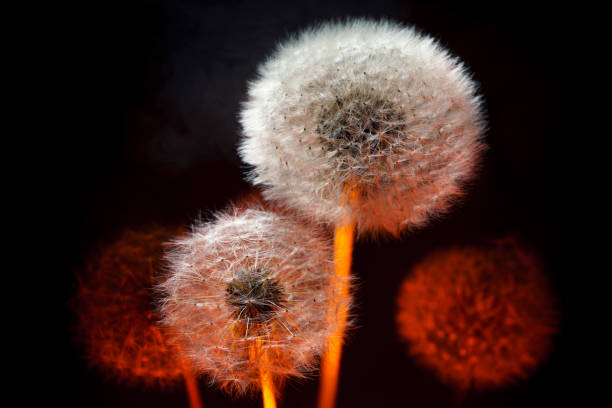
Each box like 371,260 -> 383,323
317,220 -> 355,408
252,338 -> 277,408
182,372 -> 204,408
260,364 -> 277,408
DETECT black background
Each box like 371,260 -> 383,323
60,1 -> 578,406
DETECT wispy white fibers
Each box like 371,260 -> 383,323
158,207 -> 350,395
239,19 -> 485,235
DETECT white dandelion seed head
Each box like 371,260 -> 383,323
239,19 -> 485,235
158,208 -> 350,395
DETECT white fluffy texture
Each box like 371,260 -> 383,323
159,209 -> 348,394
239,20 -> 485,235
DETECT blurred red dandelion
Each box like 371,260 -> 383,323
74,227 -> 193,388
396,239 -> 558,390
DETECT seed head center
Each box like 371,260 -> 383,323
225,271 -> 286,320
316,92 -> 405,158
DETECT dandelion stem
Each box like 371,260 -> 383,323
182,372 -> 204,408
252,337 -> 277,408
317,220 -> 355,408
260,365 -> 277,408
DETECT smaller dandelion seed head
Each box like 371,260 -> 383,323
395,238 -> 558,390
159,207 -> 351,395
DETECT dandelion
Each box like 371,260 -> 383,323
158,207 -> 349,407
74,227 -> 203,408
239,19 -> 485,236
396,239 -> 558,390
239,19 -> 485,408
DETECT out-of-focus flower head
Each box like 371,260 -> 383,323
239,19 -> 485,235
159,207 -> 350,395
396,238 -> 558,389
74,227 -> 189,387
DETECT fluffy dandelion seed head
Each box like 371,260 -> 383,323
159,208 -> 349,395
239,19 -> 485,235
74,227 -> 188,387
396,239 -> 558,390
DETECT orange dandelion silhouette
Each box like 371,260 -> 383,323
396,239 -> 558,390
74,227 -> 191,387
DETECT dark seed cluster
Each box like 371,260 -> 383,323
316,91 -> 406,160
225,270 -> 286,321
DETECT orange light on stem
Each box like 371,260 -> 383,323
182,372 -> 204,408
317,219 -> 355,408
251,338 -> 277,408
260,364 -> 277,408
